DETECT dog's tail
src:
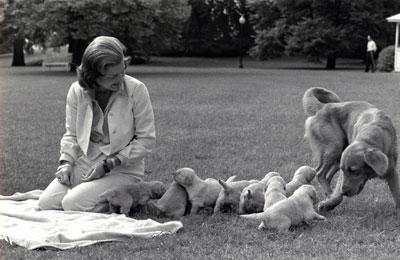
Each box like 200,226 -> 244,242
240,211 -> 268,221
302,87 -> 342,116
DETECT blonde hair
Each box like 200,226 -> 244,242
77,36 -> 127,89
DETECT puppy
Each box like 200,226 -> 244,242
146,181 -> 189,218
303,87 -> 399,212
213,177 -> 258,215
237,172 -> 281,214
241,185 -> 325,232
260,171 -> 281,185
263,175 -> 287,210
99,181 -> 166,215
285,166 -> 316,196
239,183 -> 267,214
259,175 -> 287,229
173,167 -> 221,214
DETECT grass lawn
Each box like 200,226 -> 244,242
0,55 -> 400,259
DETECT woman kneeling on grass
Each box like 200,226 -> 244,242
38,36 -> 155,212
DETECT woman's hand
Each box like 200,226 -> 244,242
81,161 -> 107,182
55,164 -> 73,186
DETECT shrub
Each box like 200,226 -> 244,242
376,45 -> 394,72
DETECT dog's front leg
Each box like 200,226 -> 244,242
212,197 -> 223,215
326,164 -> 340,185
190,201 -> 202,214
316,162 -> 338,196
318,170 -> 344,212
385,169 -> 400,213
120,197 -> 133,215
305,211 -> 326,222
258,221 -> 266,230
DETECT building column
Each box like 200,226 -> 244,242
395,23 -> 399,72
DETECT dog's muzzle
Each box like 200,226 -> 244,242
342,181 -> 366,197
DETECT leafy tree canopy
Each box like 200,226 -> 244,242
183,0 -> 254,57
249,0 -> 400,69
43,0 -> 190,55
2,0 -> 190,65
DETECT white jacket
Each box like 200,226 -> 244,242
59,75 -> 156,176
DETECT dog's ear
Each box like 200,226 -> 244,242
245,190 -> 252,200
278,177 -> 286,187
226,175 -> 236,183
139,195 -> 150,205
99,190 -> 117,200
153,183 -> 167,197
307,170 -> 316,182
172,170 -> 179,177
219,180 -> 232,192
307,186 -> 317,203
364,148 -> 389,177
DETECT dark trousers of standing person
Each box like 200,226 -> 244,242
365,51 -> 375,72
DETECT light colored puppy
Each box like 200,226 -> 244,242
260,171 -> 281,185
238,172 -> 281,214
263,175 -> 287,210
239,183 -> 267,214
146,181 -> 188,218
173,167 -> 221,214
99,181 -> 166,215
260,175 -> 287,229
285,166 -> 316,196
213,177 -> 258,215
241,185 -> 325,232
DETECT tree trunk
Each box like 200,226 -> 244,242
11,38 -> 25,66
326,54 -> 336,70
69,39 -> 88,72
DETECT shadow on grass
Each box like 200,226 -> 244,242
7,69 -> 76,78
277,66 -> 362,71
3,56 -> 365,79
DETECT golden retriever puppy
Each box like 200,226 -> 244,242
213,177 -> 258,215
260,171 -> 281,185
259,175 -> 287,229
239,183 -> 267,214
285,166 -> 316,196
173,167 -> 221,214
146,181 -> 189,218
237,172 -> 281,214
263,175 -> 287,210
99,181 -> 166,215
241,185 -> 325,232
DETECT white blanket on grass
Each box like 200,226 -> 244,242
0,190 -> 183,250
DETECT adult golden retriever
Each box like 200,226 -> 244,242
302,87 -> 399,212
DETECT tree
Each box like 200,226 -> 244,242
0,0 -> 12,54
43,0 -> 190,68
247,0 -> 285,59
2,0 -> 190,68
2,0 -> 46,66
150,0 -> 191,55
182,0 -> 254,57
249,0 -> 400,69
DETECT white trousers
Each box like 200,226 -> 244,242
38,155 -> 141,212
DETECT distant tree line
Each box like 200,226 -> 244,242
1,0 -> 399,69
249,0 -> 400,69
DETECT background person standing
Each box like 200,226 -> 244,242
365,35 -> 377,72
